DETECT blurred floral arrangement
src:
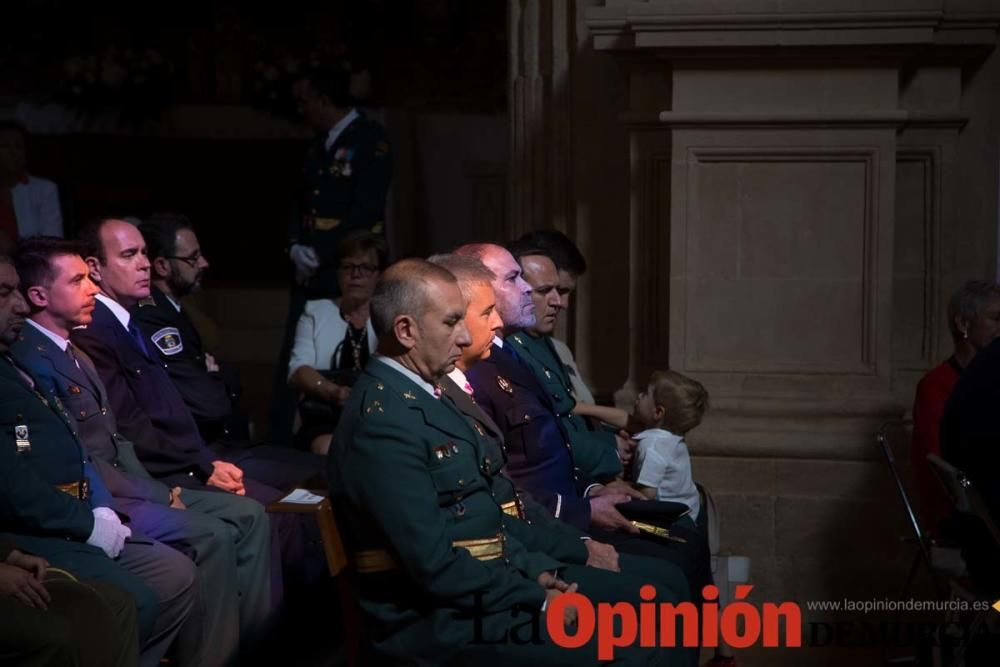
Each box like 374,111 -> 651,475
250,53 -> 372,118
61,47 -> 174,120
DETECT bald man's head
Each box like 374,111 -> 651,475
454,243 -> 534,331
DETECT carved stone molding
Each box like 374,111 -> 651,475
587,0 -> 1000,51
678,146 -> 883,377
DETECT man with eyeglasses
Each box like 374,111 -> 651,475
131,215 -> 324,485
131,213 -> 246,443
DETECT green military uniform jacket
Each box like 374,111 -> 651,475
0,354 -> 111,547
329,358 -> 587,663
506,332 -> 622,482
293,111 -> 391,299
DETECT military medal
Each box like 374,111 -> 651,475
497,376 -> 513,395
14,424 -> 31,453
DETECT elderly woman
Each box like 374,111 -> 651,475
911,280 -> 1000,533
288,231 -> 385,453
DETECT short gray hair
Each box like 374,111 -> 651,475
427,253 -> 495,302
947,280 -> 1000,341
370,258 -> 458,338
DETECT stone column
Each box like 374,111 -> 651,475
508,0 -> 575,238
579,2 -> 1000,653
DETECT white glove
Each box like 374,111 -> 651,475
289,244 -> 320,274
86,507 -> 132,559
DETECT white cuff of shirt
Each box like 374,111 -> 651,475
554,494 -> 563,518
583,483 -> 602,498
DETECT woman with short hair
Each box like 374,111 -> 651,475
911,280 -> 1000,533
288,231 -> 386,453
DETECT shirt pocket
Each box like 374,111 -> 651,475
62,392 -> 104,424
501,404 -> 559,464
428,447 -> 481,522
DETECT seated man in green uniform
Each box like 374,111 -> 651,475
329,258 -> 694,666
0,539 -> 138,667
504,239 -> 627,482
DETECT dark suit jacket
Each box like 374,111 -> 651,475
465,343 -> 593,530
0,354 -> 104,541
131,286 -> 243,442
71,298 -> 216,481
941,335 -> 1000,521
12,323 -> 171,506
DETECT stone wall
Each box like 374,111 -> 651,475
511,1 -> 1000,662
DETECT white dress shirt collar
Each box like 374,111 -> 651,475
375,354 -> 438,398
447,367 -> 473,395
26,318 -> 70,352
95,293 -> 131,331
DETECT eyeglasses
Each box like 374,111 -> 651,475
164,252 -> 203,267
338,262 -> 379,277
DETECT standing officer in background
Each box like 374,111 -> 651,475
271,65 -> 392,445
289,65 -> 392,299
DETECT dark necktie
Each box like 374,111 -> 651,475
66,343 -> 102,395
65,342 -> 81,370
127,321 -> 151,357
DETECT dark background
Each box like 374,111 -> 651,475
3,0 -> 506,285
